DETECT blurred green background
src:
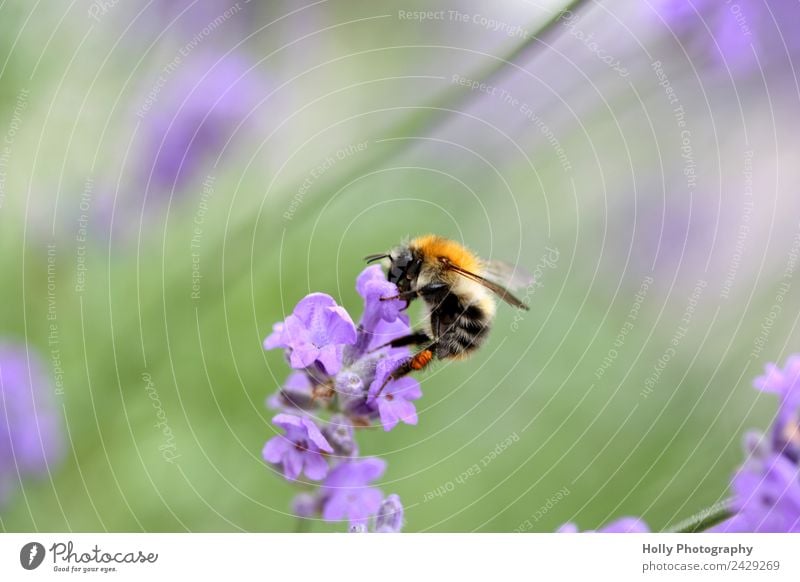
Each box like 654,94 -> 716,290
1,0 -> 799,532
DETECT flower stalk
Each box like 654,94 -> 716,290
667,499 -> 735,533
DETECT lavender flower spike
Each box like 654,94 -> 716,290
0,342 -> 63,506
262,266 -> 416,530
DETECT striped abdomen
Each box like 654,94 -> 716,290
428,292 -> 492,360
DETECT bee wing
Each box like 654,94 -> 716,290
482,259 -> 534,292
445,262 -> 530,311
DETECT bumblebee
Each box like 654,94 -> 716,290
365,235 -> 531,389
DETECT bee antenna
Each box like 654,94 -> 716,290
364,253 -> 389,264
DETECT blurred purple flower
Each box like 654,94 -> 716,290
711,355 -> 800,532
754,355 -> 800,462
0,342 -> 62,505
137,50 -> 266,196
374,494 -> 404,533
649,1 -> 800,73
262,413 -> 333,481
264,293 -> 357,375
321,458 -> 386,527
558,517 -> 650,533
720,453 -> 800,533
368,357 -> 422,432
116,0 -> 255,48
650,0 -> 752,69
156,0 -> 255,39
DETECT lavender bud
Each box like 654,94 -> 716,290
743,430 -> 768,459
334,370 -> 363,395
335,370 -> 367,413
322,414 -> 358,457
374,494 -> 404,533
292,492 -> 319,518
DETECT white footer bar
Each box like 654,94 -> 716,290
1,534 -> 798,581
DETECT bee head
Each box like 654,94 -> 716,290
388,246 -> 422,293
364,245 -> 422,293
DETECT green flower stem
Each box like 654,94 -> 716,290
294,517 -> 311,533
667,499 -> 734,533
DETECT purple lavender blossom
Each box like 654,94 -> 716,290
264,293 -> 357,375
356,266 -> 406,332
262,267 -> 417,530
262,323 -> 285,351
374,494 -> 404,533
0,342 -> 62,506
363,316 -> 413,354
558,517 -> 650,533
345,265 -> 408,361
266,371 -> 315,412
262,414 -> 333,481
321,458 -> 386,527
368,357 -> 422,432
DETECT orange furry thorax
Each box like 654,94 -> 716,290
409,234 -> 482,273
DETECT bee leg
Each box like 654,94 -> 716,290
368,331 -> 432,353
376,349 -> 435,395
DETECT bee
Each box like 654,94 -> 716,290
365,234 -> 532,389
